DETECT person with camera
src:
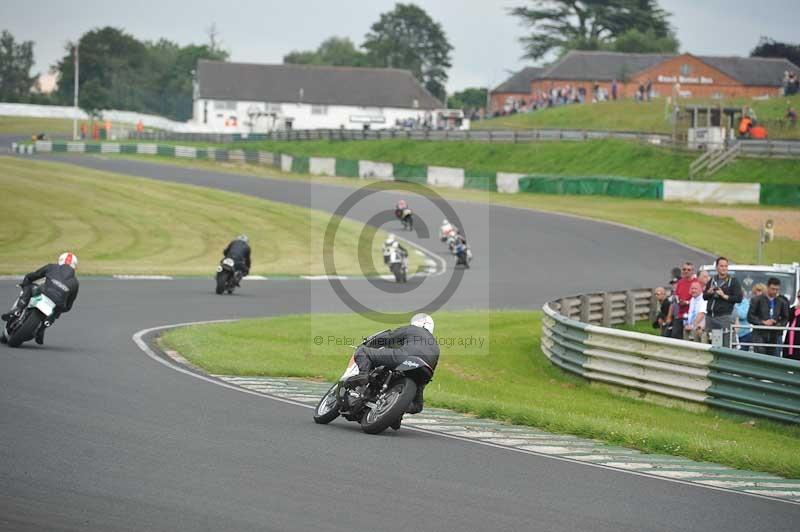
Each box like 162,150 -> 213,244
703,257 -> 743,347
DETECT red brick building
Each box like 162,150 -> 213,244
491,51 -> 799,112
489,66 -> 543,113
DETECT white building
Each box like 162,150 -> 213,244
192,60 -> 446,132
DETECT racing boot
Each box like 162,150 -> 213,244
406,385 -> 425,414
35,324 -> 46,345
390,417 -> 402,431
1,299 -> 24,322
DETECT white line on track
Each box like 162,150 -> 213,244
132,320 -> 799,508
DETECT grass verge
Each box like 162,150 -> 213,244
89,153 -> 800,264
161,310 -> 800,478
0,156 -> 413,276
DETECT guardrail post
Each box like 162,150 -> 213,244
602,292 -> 613,327
649,289 -> 659,323
625,290 -> 636,326
580,294 -> 591,323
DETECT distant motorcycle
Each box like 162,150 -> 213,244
388,247 -> 408,283
215,257 -> 241,295
400,208 -> 413,231
454,241 -> 472,269
313,332 -> 434,434
1,284 -> 56,348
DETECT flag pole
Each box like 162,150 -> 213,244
72,44 -> 79,140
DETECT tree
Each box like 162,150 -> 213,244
447,87 -> 488,110
608,28 -> 679,53
510,0 -> 675,60
0,30 -> 37,102
52,26 -> 228,120
362,3 -> 452,101
284,37 -> 369,67
751,37 -> 800,68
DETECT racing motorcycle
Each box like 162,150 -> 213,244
1,284 -> 56,348
454,241 -> 472,269
215,257 -> 240,295
400,208 -> 413,231
388,247 -> 408,283
313,332 -> 434,434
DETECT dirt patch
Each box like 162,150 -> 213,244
695,208 -> 800,241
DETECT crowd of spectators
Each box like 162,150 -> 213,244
491,80 -> 623,118
652,258 -> 800,358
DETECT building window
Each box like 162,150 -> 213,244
214,100 -> 236,110
311,105 -> 328,115
680,64 -> 691,76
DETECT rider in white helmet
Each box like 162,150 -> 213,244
2,252 -> 80,345
440,219 -> 456,241
348,313 -> 438,414
382,233 -> 407,264
223,235 -> 252,286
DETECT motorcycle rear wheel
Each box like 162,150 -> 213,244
8,311 -> 43,348
360,378 -> 416,435
313,385 -> 340,424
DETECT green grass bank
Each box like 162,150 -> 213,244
161,311 -> 800,478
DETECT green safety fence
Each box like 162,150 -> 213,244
157,145 -> 175,157
52,142 -> 67,152
244,150 -> 259,164
519,175 -> 663,199
86,143 -> 101,153
464,169 -> 498,192
335,158 -> 359,178
392,163 -> 427,184
120,144 -> 137,154
214,149 -> 229,162
760,184 -> 800,206
196,148 -> 208,159
291,155 -> 310,174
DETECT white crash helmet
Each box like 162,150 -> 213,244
442,219 -> 449,226
58,252 -> 78,270
410,313 -> 434,334
391,241 -> 399,249
384,233 -> 397,245
237,234 -> 249,243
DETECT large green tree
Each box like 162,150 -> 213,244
362,3 -> 452,101
510,0 -> 676,60
53,26 -> 227,120
284,37 -> 369,67
0,30 -> 37,102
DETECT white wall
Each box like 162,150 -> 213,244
192,98 -> 437,132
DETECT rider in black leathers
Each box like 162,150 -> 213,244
223,235 -> 252,285
350,314 -> 439,414
1,252 -> 80,345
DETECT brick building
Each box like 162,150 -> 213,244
491,51 -> 799,111
489,66 -> 543,113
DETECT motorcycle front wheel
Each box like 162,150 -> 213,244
313,384 -> 340,424
215,271 -> 228,295
360,378 -> 417,435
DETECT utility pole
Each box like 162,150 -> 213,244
72,44 -> 79,140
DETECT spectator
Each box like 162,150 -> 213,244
748,277 -> 791,356
784,289 -> 800,359
652,286 -> 672,336
697,269 -> 710,289
735,284 -> 764,351
737,115 -> 752,138
637,83 -> 645,101
749,121 -> 768,139
786,107 -> 797,127
645,79 -> 653,101
671,262 -> 696,340
611,79 -> 618,101
685,281 -> 707,342
742,105 -> 757,120
703,256 -> 743,347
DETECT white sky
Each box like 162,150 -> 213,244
1,0 -> 796,92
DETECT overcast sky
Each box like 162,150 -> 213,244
1,0 -> 796,92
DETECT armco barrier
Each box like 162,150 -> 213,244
27,140 -> 800,205
542,291 -> 800,423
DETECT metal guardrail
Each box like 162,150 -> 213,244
542,289 -> 800,424
738,139 -> 800,158
128,128 -> 674,145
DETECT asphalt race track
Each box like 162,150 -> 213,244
1,154 -> 797,531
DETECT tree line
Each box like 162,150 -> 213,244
1,1 -> 799,119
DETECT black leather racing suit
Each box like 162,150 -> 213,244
15,264 -> 80,322
223,240 -> 251,277
354,325 -> 439,412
